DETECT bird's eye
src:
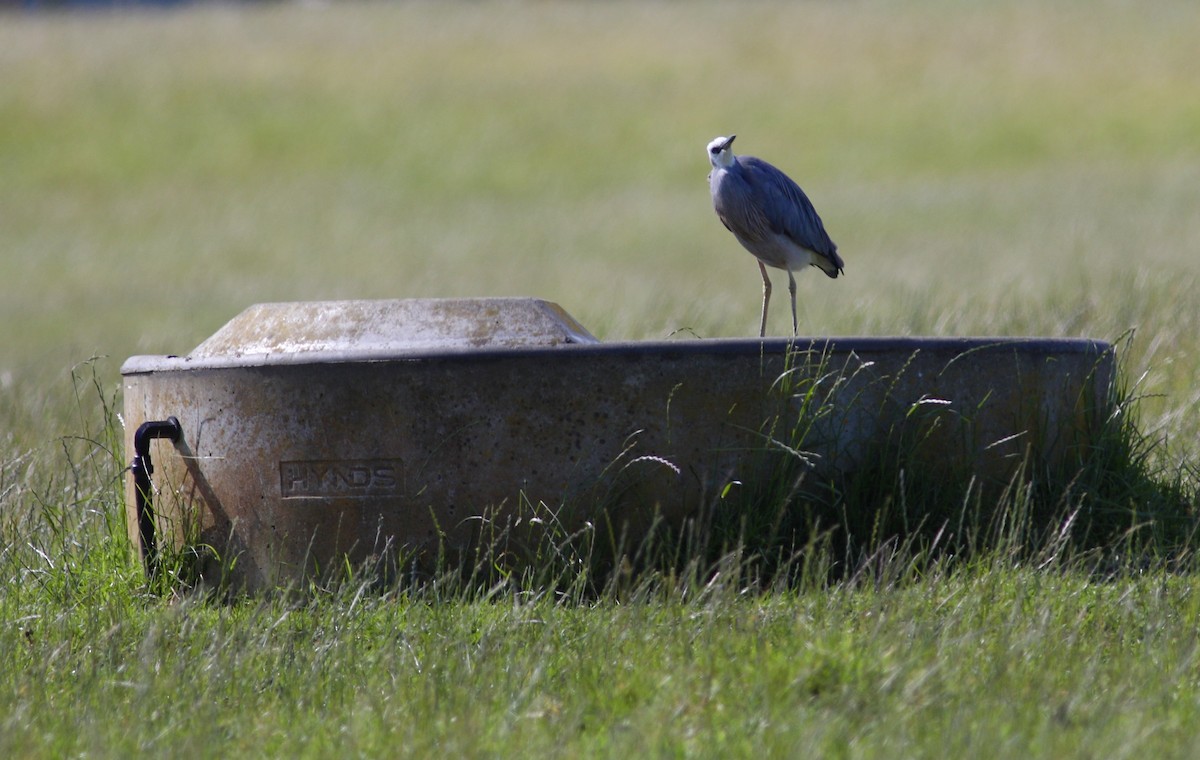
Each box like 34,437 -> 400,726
710,146 -> 720,154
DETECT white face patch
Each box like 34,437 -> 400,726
707,136 -> 735,169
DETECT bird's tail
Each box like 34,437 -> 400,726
814,248 -> 845,279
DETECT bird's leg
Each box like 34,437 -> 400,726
787,269 -> 798,337
758,261 -> 772,338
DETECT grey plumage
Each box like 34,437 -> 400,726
707,134 -> 844,337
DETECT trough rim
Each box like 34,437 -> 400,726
121,336 -> 1115,375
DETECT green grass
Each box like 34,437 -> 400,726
3,0 -> 1200,756
8,560 -> 1200,757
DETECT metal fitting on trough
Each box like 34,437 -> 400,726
130,416 -> 182,575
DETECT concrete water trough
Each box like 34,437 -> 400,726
122,298 -> 1115,590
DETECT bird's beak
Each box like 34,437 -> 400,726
721,134 -> 737,150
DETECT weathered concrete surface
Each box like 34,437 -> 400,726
188,298 -> 598,362
122,299 -> 1114,591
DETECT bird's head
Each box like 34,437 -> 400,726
706,134 -> 737,169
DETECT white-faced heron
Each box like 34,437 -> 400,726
707,134 -> 844,337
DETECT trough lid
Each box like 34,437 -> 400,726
186,298 -> 599,361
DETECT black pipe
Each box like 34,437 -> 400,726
131,417 -> 182,576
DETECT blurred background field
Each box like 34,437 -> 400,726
3,1 -> 1199,452
2,2 -> 1199,755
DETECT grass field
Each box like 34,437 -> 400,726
2,0 -> 1200,756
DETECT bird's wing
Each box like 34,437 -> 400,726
712,171 -> 776,245
740,157 -> 839,262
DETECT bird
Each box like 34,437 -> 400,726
707,134 -> 844,338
